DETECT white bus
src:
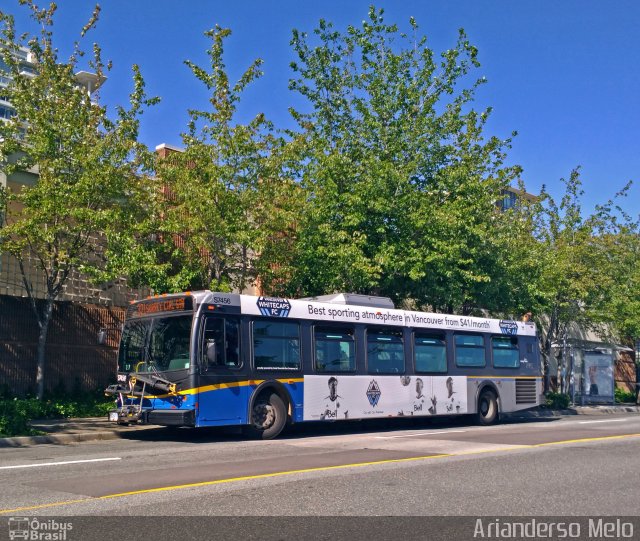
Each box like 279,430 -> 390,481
106,291 -> 541,438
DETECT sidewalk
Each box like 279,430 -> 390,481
1,404 -> 639,448
0,416 -> 158,448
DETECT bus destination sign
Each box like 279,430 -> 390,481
130,296 -> 194,317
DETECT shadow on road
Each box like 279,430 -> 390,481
117,413 -> 562,445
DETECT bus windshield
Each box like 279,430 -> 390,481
117,315 -> 193,373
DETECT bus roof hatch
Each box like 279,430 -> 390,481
301,293 -> 395,309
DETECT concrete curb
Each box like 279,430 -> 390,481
0,417 -> 158,448
506,405 -> 640,419
0,430 -> 124,448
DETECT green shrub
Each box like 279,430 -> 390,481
0,390 -> 114,437
614,387 -> 637,404
0,399 -> 44,437
545,392 -> 571,409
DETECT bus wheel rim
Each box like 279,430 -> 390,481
253,403 -> 275,429
480,397 -> 491,417
480,398 -> 490,416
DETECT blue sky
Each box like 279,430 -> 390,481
6,0 -> 639,215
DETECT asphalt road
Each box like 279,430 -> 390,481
1,413 -> 639,521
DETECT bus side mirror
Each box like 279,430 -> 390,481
97,325 -> 123,347
205,339 -> 217,367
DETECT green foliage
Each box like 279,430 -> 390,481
614,387 -> 637,404
284,7 -> 520,312
0,1 -> 157,398
0,3 -> 637,391
0,391 -> 113,437
591,197 -> 640,343
545,392 -> 571,410
530,170 -> 640,390
0,399 -> 36,436
152,25 -> 296,294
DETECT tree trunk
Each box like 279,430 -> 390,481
542,307 -> 559,393
556,355 -> 562,394
35,297 -> 54,400
541,352 -> 550,394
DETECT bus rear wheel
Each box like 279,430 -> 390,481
247,392 -> 287,440
477,390 -> 498,425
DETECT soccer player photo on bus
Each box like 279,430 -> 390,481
319,376 -> 341,420
411,377 -> 430,415
432,376 -> 467,414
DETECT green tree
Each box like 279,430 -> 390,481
0,2 -> 156,398
287,7 -> 520,311
606,232 -> 640,344
588,189 -> 640,346
481,183 -> 548,319
155,25 -> 298,294
529,169 -> 638,391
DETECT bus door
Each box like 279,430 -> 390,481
197,314 -> 248,424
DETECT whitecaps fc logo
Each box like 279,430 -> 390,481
366,380 -> 381,408
256,297 -> 291,317
499,320 -> 518,336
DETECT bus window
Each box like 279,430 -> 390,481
253,320 -> 300,370
454,334 -> 486,367
314,326 -> 355,373
415,333 -> 447,373
203,317 -> 240,369
367,328 -> 404,374
148,315 -> 193,371
118,319 -> 150,372
492,336 -> 519,368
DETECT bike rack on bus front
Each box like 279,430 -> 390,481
105,373 -> 177,424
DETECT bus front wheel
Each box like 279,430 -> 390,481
247,392 -> 287,439
477,390 -> 498,426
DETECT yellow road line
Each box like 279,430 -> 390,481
533,433 -> 640,447
2,432 -> 639,515
0,454 -> 450,514
98,454 -> 450,499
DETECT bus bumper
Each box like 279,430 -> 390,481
108,408 -> 195,427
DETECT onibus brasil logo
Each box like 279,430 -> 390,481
8,517 -> 73,540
